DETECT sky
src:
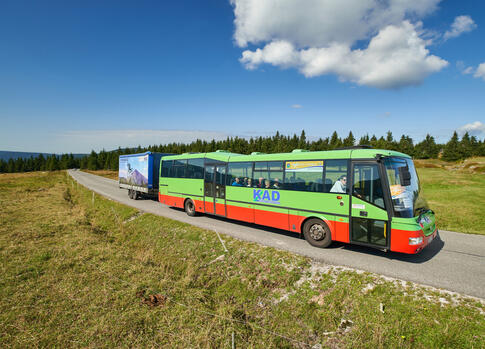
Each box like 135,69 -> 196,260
0,0 -> 484,153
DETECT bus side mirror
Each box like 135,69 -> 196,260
399,166 -> 412,186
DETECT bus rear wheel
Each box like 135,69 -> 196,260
303,218 -> 332,248
184,199 -> 196,217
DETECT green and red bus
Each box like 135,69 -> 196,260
158,147 -> 437,254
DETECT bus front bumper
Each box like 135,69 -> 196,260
391,228 -> 438,254
409,229 -> 438,253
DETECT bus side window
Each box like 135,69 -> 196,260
227,162 -> 253,186
284,160 -> 323,192
172,159 -> 187,178
268,161 -> 283,188
324,159 -> 348,193
187,158 -> 204,179
161,160 -> 172,177
253,162 -> 268,187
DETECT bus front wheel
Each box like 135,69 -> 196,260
184,199 -> 196,217
303,219 -> 332,248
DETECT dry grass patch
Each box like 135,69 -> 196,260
83,170 -> 118,180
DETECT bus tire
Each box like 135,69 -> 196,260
303,218 -> 332,248
184,199 -> 196,217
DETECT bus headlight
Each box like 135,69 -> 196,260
409,237 -> 423,245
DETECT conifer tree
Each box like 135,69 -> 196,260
385,131 -> 398,150
415,134 -> 439,159
358,134 -> 370,146
398,135 -> 414,157
329,131 -> 341,149
442,131 -> 462,161
87,151 -> 98,170
460,132 -> 473,158
342,131 -> 355,147
298,130 -> 307,149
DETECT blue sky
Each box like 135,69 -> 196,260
0,0 -> 484,153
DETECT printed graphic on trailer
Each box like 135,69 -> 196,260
253,189 -> 280,204
119,155 -> 149,187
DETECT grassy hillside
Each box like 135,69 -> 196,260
416,157 -> 485,235
0,171 -> 484,348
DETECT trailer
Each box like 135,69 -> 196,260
118,152 -> 172,199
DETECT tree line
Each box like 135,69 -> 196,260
1,130 -> 484,173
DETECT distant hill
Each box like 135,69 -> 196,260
0,151 -> 87,161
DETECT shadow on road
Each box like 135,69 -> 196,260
167,206 -> 445,263
331,235 -> 445,263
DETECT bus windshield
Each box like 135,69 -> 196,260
383,157 -> 429,218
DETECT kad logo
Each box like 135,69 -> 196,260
253,189 -> 280,204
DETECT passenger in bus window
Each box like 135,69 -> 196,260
257,177 -> 265,188
232,177 -> 243,186
330,175 -> 347,193
265,179 -> 271,188
243,177 -> 248,186
247,178 -> 253,187
272,178 -> 281,189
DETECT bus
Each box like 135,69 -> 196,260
158,147 -> 437,254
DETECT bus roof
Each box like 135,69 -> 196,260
161,148 -> 411,162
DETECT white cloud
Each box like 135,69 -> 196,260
291,104 -> 303,109
474,63 -> 485,81
231,0 -> 440,47
57,129 -> 230,152
457,121 -> 485,137
240,22 -> 448,89
456,61 -> 474,75
444,15 -> 477,40
231,0 -> 448,89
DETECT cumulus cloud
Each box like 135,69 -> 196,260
457,121 -> 485,137
231,0 -> 448,89
474,63 -> 485,81
240,22 -> 447,89
444,15 -> 477,40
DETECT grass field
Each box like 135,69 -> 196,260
415,157 -> 485,235
0,171 -> 484,348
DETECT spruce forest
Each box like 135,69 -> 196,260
1,130 -> 484,173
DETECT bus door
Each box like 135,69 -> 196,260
349,161 -> 390,249
204,164 -> 227,216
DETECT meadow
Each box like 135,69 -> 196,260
415,157 -> 485,235
0,171 -> 484,348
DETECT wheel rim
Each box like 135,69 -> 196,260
187,201 -> 194,213
309,224 -> 325,241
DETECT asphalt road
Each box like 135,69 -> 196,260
69,170 -> 485,299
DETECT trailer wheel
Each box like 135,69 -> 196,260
303,218 -> 332,248
128,189 -> 133,199
133,191 -> 138,200
184,199 -> 196,217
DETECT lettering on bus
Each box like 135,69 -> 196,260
253,189 -> 280,204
